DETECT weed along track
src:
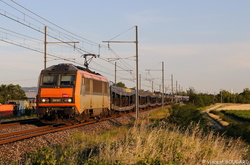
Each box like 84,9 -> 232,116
0,107 -> 155,145
0,107 -> 158,163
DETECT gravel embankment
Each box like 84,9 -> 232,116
0,124 -> 38,135
0,109 -> 156,164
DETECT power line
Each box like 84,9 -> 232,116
1,0 -> 45,26
0,9 -> 91,55
9,0 -> 100,46
0,9 -> 43,33
108,47 -> 135,70
0,1 -> 105,60
0,1 -> 149,89
108,26 -> 134,41
0,37 -> 80,64
0,38 -> 43,53
0,1 -> 98,55
0,26 -> 43,42
99,56 -> 136,78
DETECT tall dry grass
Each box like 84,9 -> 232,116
25,119 -> 249,165
96,121 -> 248,164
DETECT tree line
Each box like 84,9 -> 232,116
0,84 -> 27,104
1,82 -> 250,106
186,87 -> 250,107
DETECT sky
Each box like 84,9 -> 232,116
0,0 -> 250,94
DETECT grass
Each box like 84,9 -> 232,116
0,109 -> 36,122
148,107 -> 170,121
210,110 -> 237,125
223,110 -> 250,122
0,114 -> 37,122
24,122 -> 249,164
22,108 -> 249,165
210,110 -> 250,144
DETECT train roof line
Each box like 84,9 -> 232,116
75,65 -> 101,76
43,63 -> 102,76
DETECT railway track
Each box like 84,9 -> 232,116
0,118 -> 40,128
0,125 -> 60,145
0,118 -> 39,123
0,107 -> 151,145
0,122 -> 20,128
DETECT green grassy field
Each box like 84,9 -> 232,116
223,110 -> 250,122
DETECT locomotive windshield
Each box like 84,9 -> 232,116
42,75 -> 58,86
60,75 -> 76,86
41,74 -> 76,88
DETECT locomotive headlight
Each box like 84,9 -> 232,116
41,98 -> 49,103
63,98 -> 73,103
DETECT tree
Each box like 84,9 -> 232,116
169,104 -> 206,128
219,90 -> 231,103
0,84 -> 27,104
238,88 -> 250,103
187,87 -> 196,104
187,87 -> 216,107
115,82 -> 126,88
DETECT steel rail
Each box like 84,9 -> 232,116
0,123 -> 20,128
0,107 -> 160,145
0,125 -> 56,144
0,118 -> 40,128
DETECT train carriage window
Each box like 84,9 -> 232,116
103,82 -> 108,94
85,78 -> 90,93
60,75 -> 75,86
93,80 -> 102,93
80,77 -> 85,94
41,75 -> 58,86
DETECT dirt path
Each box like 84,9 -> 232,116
202,104 -> 224,129
202,104 -> 222,113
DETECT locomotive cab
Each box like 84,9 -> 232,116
36,64 -> 78,122
36,63 -> 111,123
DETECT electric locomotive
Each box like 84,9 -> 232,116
36,63 -> 110,123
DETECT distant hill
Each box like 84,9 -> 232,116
22,87 -> 38,99
22,87 -> 38,92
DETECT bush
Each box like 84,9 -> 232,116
168,104 -> 207,129
222,123 -> 250,143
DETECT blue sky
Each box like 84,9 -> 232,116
0,0 -> 250,94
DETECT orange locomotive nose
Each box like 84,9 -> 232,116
38,88 -> 75,106
40,88 -> 73,98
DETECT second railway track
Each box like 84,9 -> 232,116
0,118 -> 41,128
0,108 -> 146,145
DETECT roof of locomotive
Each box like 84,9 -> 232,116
42,63 -> 102,76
